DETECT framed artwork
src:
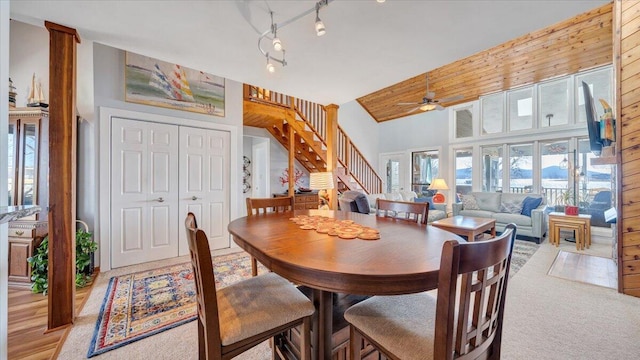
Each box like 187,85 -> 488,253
125,51 -> 225,117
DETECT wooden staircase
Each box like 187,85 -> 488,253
243,84 -> 382,195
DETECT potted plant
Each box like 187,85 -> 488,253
560,189 -> 579,215
27,221 -> 98,294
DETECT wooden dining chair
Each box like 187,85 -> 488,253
345,223 -> 518,360
375,198 -> 429,224
245,196 -> 295,276
184,212 -> 314,360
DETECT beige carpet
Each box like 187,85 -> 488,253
58,241 -> 640,359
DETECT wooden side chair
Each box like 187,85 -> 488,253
375,198 -> 429,224
184,212 -> 314,360
345,223 -> 518,360
245,196 -> 295,276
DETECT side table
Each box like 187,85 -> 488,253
548,212 -> 591,250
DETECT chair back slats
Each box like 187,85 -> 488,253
435,223 -> 517,360
246,196 -> 295,215
375,198 -> 429,224
185,213 -> 222,357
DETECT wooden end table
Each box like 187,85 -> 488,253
431,215 -> 497,241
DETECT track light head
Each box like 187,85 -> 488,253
273,37 -> 283,51
315,3 -> 326,36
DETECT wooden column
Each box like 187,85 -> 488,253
615,0 -> 640,297
325,104 -> 339,210
45,21 -> 81,330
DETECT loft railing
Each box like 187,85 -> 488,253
245,84 -> 382,194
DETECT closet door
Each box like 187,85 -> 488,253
111,117 -> 179,268
179,127 -> 230,254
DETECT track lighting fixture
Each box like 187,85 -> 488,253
266,55 -> 275,73
257,0 -> 331,72
315,3 -> 326,36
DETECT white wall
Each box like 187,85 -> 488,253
8,20 -> 48,107
338,100 -> 380,171
1,2 -> 10,357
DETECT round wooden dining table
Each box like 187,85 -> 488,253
228,209 -> 464,360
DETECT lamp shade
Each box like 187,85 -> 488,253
309,172 -> 334,190
428,178 -> 449,191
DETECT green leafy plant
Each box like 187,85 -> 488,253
27,228 -> 97,294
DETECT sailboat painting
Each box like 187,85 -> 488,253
125,52 -> 225,116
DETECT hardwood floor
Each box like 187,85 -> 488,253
8,281 -> 95,360
547,250 -> 618,289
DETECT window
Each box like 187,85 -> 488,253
481,93 -> 504,134
509,144 -> 533,193
540,140 -> 570,206
482,146 -> 503,192
411,150 -> 439,197
508,87 -> 533,131
539,78 -> 570,127
576,67 -> 613,123
455,148 -> 473,201
454,107 -> 473,138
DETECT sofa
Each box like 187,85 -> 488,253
365,191 -> 447,223
452,192 -> 547,243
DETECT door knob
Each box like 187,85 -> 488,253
191,196 -> 199,201
153,197 -> 165,203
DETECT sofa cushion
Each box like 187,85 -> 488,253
521,196 -> 543,217
461,195 -> 480,210
399,191 -> 418,202
500,195 -> 523,214
386,192 -> 403,201
341,191 -> 370,214
473,192 -> 502,212
427,210 -> 447,223
458,209 -> 495,218
492,212 -> 532,227
367,194 -> 386,211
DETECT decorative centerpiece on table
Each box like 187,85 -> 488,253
290,215 -> 380,240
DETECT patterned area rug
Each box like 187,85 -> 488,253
510,239 -> 540,276
87,252 -> 260,357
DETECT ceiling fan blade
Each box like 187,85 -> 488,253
397,102 -> 422,106
405,106 -> 422,113
437,94 -> 464,103
435,104 -> 445,111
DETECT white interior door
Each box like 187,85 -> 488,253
111,117 -> 179,268
178,126 -> 230,254
251,139 -> 269,198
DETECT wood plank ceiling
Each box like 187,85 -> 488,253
357,3 -> 613,123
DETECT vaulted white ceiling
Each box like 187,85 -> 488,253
10,0 -> 608,105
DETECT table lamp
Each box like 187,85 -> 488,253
428,178 -> 449,203
309,172 -> 334,210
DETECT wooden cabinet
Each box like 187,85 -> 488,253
7,108 -> 49,287
294,193 -> 319,210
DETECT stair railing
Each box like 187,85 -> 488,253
244,84 -> 382,194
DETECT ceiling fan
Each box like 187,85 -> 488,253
397,74 -> 463,113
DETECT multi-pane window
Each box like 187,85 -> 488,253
455,148 -> 473,200
539,78 -> 570,127
411,150 -> 439,197
482,146 -> 503,193
508,87 -> 533,131
509,144 -> 533,193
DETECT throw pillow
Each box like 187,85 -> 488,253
414,197 -> 435,210
521,196 -> 543,217
461,195 -> 480,210
500,200 -> 523,214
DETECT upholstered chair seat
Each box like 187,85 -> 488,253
217,272 -> 315,345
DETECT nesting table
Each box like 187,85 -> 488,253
548,212 -> 591,250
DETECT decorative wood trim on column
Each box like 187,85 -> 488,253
44,21 -> 81,331
288,125 -> 295,196
613,0 -> 623,294
325,104 -> 339,210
